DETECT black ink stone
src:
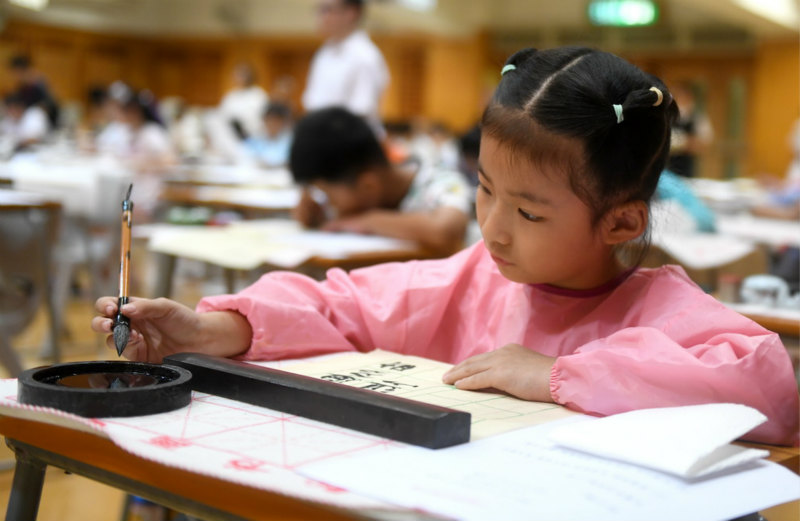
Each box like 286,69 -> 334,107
17,361 -> 192,417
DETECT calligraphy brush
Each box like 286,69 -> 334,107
112,184 -> 133,356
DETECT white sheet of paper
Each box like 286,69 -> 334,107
548,403 -> 769,478
277,349 -> 578,440
301,416 -> 800,521
147,219 -> 418,269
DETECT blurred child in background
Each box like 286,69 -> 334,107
291,107 -> 471,255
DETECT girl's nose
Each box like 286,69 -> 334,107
480,205 -> 512,246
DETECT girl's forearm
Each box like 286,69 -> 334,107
198,311 -> 253,358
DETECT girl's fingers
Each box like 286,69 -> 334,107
94,296 -> 118,316
451,369 -> 493,391
442,354 -> 491,384
91,316 -> 114,333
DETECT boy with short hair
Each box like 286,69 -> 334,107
291,107 -> 471,256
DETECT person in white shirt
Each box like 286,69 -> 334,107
0,93 -> 49,152
219,63 -> 269,140
120,90 -> 176,221
95,81 -> 134,157
302,0 -> 389,136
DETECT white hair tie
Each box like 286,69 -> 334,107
613,104 -> 624,124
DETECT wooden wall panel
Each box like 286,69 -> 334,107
186,51 -> 225,106
82,46 -> 128,92
629,53 -> 753,179
747,39 -> 799,178
377,36 -> 426,124
263,42 -> 318,111
152,50 -> 187,99
422,35 -> 486,133
0,42 -> 25,95
0,18 -> 796,175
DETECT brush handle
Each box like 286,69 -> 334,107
117,200 -> 133,298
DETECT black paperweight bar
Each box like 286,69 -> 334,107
165,353 -> 471,449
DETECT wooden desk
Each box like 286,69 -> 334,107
159,185 -> 299,217
151,246 -> 437,298
1,413 -> 797,521
741,312 -> 800,338
738,441 -> 800,474
0,189 -> 62,211
163,165 -> 292,189
0,416 -> 365,521
724,302 -> 800,338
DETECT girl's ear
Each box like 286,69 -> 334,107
601,200 -> 648,245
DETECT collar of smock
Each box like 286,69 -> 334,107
530,266 -> 638,298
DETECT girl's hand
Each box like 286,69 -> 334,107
91,296 -> 251,363
442,344 -> 556,402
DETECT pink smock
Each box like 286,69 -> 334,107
198,241 -> 799,445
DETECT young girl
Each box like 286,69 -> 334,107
93,47 -> 799,446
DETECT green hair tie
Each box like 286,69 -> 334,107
501,64 -> 516,76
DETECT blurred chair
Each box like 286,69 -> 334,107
0,190 -> 62,376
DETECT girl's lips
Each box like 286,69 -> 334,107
491,254 -> 511,266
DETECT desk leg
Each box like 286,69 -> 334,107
223,268 -> 236,293
151,253 -> 176,298
5,449 -> 46,521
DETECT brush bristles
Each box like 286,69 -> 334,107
113,323 -> 130,356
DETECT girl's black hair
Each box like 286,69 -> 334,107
483,47 -> 679,224
290,107 -> 388,185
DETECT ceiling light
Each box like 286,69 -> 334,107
588,0 -> 659,26
395,0 -> 437,12
732,0 -> 800,30
9,0 -> 49,11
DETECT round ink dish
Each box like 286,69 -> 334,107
17,361 -> 192,417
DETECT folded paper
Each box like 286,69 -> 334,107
549,403 -> 769,478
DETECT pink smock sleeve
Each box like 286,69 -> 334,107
195,267 -> 403,361
194,244 -> 485,363
549,272 -> 799,446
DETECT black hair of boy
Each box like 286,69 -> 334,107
290,107 -> 389,185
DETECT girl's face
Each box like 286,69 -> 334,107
476,136 -> 617,289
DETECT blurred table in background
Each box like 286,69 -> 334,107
158,185 -> 299,217
139,219 -> 435,297
164,164 -> 293,188
0,189 -> 63,373
724,302 -> 800,338
716,214 -> 800,249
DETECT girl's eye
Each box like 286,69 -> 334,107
477,182 -> 492,195
518,209 -> 543,222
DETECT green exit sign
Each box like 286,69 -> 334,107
588,0 -> 659,26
